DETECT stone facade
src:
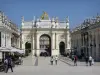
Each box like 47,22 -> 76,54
0,11 -> 20,59
21,12 -> 71,56
71,15 -> 100,61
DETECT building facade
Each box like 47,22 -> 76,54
0,11 -> 20,60
71,15 -> 100,61
21,12 -> 71,56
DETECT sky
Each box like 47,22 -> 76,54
0,0 -> 100,29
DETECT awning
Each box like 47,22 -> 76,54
17,49 -> 25,54
8,47 -> 25,54
0,47 -> 25,54
0,47 -> 11,52
40,49 -> 47,53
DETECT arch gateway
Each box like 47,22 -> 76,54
21,12 -> 71,56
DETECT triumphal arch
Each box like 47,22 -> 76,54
21,12 -> 71,56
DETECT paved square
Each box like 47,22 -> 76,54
0,56 -> 100,75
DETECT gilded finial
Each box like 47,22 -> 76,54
41,11 -> 49,20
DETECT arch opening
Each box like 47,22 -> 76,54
59,41 -> 65,55
39,34 -> 51,56
25,42 -> 31,56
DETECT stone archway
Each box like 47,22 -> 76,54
59,41 -> 65,55
39,34 -> 51,56
25,42 -> 31,56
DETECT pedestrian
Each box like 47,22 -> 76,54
92,58 -> 94,65
50,56 -> 53,65
5,56 -> 13,73
71,55 -> 74,61
85,56 -> 89,66
4,58 -> 8,72
55,55 -> 58,65
34,55 -> 38,66
74,55 -> 78,66
89,56 -> 92,66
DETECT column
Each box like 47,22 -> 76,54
18,38 -> 20,48
52,33 -> 55,49
77,34 -> 79,53
51,33 -> 55,55
95,30 -> 99,61
88,32 -> 91,56
32,35 -> 35,55
92,32 -> 95,59
67,29 -> 71,50
55,33 -> 56,49
22,34 -> 25,49
99,29 -> 100,61
65,30 -> 67,53
1,32 -> 5,47
8,33 -> 11,47
78,34 -> 81,55
20,33 -> 22,49
83,33 -> 86,55
56,34 -> 59,55
73,35 -> 75,49
36,34 -> 40,56
94,32 -> 96,59
53,32 -> 59,55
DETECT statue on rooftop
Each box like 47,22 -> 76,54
66,16 -> 69,23
41,11 -> 49,20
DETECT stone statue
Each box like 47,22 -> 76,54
52,17 -> 55,21
41,11 -> 49,20
21,16 -> 24,26
55,17 -> 58,23
21,16 -> 24,22
66,16 -> 69,23
0,11 -> 2,20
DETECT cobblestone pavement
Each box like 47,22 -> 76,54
0,55 -> 100,75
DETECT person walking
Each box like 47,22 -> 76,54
85,56 -> 89,66
5,56 -> 13,73
34,55 -> 38,66
50,56 -> 53,65
4,58 -> 8,72
89,56 -> 92,66
92,58 -> 94,65
74,55 -> 78,66
19,57 -> 22,65
55,55 -> 58,65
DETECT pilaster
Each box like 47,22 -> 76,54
51,33 -> 55,50
22,34 -> 25,49
52,33 -> 59,56
92,31 -> 96,59
1,32 -> 5,47
95,30 -> 99,61
36,34 -> 40,56
88,32 -> 91,56
66,29 -> 71,50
